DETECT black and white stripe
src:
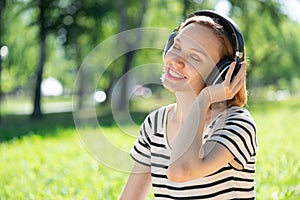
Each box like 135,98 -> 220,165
130,105 -> 258,199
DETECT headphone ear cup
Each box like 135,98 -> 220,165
206,59 -> 233,85
163,31 -> 177,57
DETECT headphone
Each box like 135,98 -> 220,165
163,10 -> 244,85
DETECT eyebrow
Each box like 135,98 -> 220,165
191,47 -> 208,57
174,37 -> 181,44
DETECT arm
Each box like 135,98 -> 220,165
167,62 -> 247,182
119,162 -> 152,200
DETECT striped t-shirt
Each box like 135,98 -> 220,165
130,104 -> 258,199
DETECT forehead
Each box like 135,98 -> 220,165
177,23 -> 221,63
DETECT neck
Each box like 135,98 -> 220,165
172,91 -> 197,122
171,91 -> 227,125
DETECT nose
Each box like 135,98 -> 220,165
170,52 -> 186,69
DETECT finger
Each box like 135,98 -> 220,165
232,64 -> 246,92
232,74 -> 245,93
230,61 -> 246,85
236,61 -> 247,77
225,61 -> 236,83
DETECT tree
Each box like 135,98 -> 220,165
0,0 -> 5,123
31,0 -> 46,119
114,0 -> 148,111
227,0 -> 288,87
30,0 -> 114,117
1,0 -> 299,116
57,0 -> 113,109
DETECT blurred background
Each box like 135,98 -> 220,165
0,0 -> 299,118
0,0 -> 300,199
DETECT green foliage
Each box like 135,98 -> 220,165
1,2 -> 38,93
0,99 -> 300,199
2,0 -> 300,95
225,0 -> 300,89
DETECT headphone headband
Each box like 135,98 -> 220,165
190,10 -> 244,59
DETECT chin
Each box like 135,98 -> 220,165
163,80 -> 192,94
162,81 -> 175,93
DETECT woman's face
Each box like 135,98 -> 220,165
162,23 -> 222,95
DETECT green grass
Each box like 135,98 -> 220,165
250,99 -> 300,199
0,129 -> 128,199
0,99 -> 300,199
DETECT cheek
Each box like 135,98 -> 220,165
163,51 -> 172,64
188,64 -> 212,93
191,62 -> 214,82
190,73 -> 205,90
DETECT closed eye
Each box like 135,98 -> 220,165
191,54 -> 201,62
172,43 -> 181,50
172,37 -> 181,50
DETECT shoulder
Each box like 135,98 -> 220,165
210,106 -> 258,168
210,106 -> 257,150
141,104 -> 173,133
223,106 -> 256,132
148,104 -> 174,118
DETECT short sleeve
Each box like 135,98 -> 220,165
130,115 -> 153,167
207,108 -> 258,169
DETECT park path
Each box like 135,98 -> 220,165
1,101 -> 73,115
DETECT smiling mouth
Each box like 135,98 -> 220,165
168,68 -> 186,80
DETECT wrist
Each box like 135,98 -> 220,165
197,89 -> 211,110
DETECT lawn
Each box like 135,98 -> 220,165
0,99 -> 299,199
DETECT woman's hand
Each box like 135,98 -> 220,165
200,61 -> 247,104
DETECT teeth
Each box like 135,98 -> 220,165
169,69 -> 185,79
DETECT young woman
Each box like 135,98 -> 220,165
120,10 -> 258,199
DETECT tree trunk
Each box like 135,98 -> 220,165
31,0 -> 46,119
75,41 -> 84,109
118,50 -> 134,111
115,0 -> 147,111
0,0 -> 3,123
